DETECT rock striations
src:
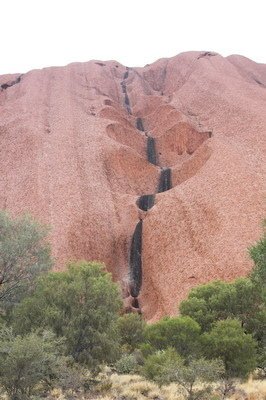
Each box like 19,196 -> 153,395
0,51 -> 265,320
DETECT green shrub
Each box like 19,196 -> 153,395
249,221 -> 266,287
0,211 -> 52,313
202,319 -> 257,379
115,354 -> 139,374
144,316 -> 201,358
142,348 -> 224,399
180,225 -> 266,373
179,279 -> 260,332
12,261 -> 123,369
142,347 -> 182,385
0,327 -> 65,400
116,313 -> 146,353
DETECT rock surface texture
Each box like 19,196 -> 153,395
0,52 -> 265,320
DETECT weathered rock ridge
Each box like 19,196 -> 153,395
0,51 -> 265,320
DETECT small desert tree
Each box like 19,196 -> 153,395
144,316 -> 201,359
12,261 -> 123,369
142,348 -> 224,400
203,318 -> 257,395
142,347 -> 182,385
249,223 -> 266,373
179,279 -> 260,332
249,221 -> 266,289
180,224 -> 266,373
116,313 -> 146,353
0,211 -> 52,312
171,358 -> 224,400
0,327 -> 64,400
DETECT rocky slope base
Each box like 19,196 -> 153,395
0,51 -> 265,320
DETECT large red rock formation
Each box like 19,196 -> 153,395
0,52 -> 265,320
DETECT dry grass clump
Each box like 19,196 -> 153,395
229,379 -> 266,400
96,373 -> 186,400
50,387 -> 65,399
46,375 -> 266,400
160,383 -> 186,400
110,373 -> 162,399
110,373 -> 144,387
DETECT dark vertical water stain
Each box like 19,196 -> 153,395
120,82 -> 126,94
123,73 -> 174,312
129,220 -> 143,297
158,168 -> 172,192
147,137 -> 157,165
136,117 -> 145,132
137,194 -> 155,211
121,69 -> 131,114
124,93 -> 131,114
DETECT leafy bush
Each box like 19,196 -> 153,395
12,261 -> 123,369
249,224 -> 266,374
249,221 -> 266,287
0,211 -> 52,312
0,327 -> 65,400
144,316 -> 201,358
179,279 -> 260,332
180,225 -> 266,373
142,348 -> 182,385
142,348 -> 224,399
169,357 -> 224,400
116,313 -> 146,353
115,354 -> 139,374
202,319 -> 257,379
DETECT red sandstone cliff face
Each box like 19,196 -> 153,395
0,52 -> 265,320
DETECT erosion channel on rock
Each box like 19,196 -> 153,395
123,70 -> 181,314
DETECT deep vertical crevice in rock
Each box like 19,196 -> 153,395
129,220 -> 143,298
115,67 -> 212,315
137,194 -> 155,211
158,168 -> 172,192
120,69 -> 174,315
121,67 -> 131,114
124,93 -> 131,114
123,70 -> 129,80
131,297 -> 140,309
136,117 -> 145,132
147,137 -> 157,165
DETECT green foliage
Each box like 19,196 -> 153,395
116,313 -> 146,353
179,225 -> 266,373
250,308 -> 266,373
203,319 -> 257,379
115,353 -> 138,374
0,327 -> 64,400
142,348 -> 224,399
0,216 -> 262,393
242,226 -> 266,370
179,279 -> 260,332
0,211 -> 52,311
57,362 -> 90,394
180,281 -> 231,331
168,358 -> 224,400
249,221 -> 266,296
12,261 -> 123,369
144,316 -> 201,358
142,348 -> 182,385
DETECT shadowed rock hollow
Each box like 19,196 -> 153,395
0,52 -> 265,320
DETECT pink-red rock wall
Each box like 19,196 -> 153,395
0,52 -> 265,320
